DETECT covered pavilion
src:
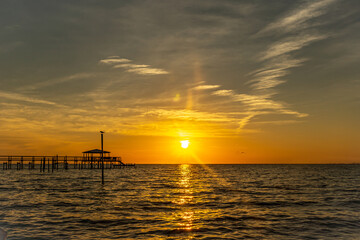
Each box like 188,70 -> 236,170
82,149 -> 111,159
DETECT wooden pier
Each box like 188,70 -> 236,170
0,155 -> 135,171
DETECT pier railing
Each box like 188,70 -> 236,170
0,155 -> 135,171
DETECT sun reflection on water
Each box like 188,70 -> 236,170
177,210 -> 194,231
174,164 -> 193,205
164,164 -> 225,238
175,164 -> 195,233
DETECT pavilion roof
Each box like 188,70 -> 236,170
82,149 -> 110,154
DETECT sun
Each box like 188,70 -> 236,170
180,140 -> 190,149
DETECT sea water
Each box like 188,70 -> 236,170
0,164 -> 359,239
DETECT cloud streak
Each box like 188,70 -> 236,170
249,0 -> 338,92
99,58 -> 132,64
212,89 -> 307,118
249,56 -> 306,90
261,0 -> 337,34
261,34 -> 326,61
144,109 -> 235,123
242,0 -> 338,99
21,73 -> 95,90
193,84 -> 221,90
212,0 -> 338,129
0,91 -> 56,105
100,56 -> 169,75
174,0 -> 336,131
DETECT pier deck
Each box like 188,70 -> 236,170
0,155 -> 135,171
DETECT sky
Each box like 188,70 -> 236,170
0,0 -> 359,164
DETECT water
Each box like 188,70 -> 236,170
0,164 -> 359,239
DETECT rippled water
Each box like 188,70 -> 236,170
0,164 -> 359,239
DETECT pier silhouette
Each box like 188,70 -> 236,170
0,149 -> 135,172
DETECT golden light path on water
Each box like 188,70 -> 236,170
163,140 -> 235,238
176,164 -> 194,231
177,138 -> 230,188
165,161 -> 233,238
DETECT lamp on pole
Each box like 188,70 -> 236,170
100,131 -> 104,184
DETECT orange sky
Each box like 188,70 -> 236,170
0,1 -> 359,163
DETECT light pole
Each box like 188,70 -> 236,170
100,131 -> 104,184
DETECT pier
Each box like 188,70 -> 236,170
0,149 -> 135,172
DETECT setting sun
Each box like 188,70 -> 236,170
180,140 -> 190,149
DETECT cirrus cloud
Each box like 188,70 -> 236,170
99,56 -> 169,75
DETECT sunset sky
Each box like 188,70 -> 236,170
0,0 -> 359,163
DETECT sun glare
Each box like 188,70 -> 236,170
180,140 -> 190,149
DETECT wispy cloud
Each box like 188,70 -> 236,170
125,67 -> 168,75
100,56 -> 169,75
261,34 -> 326,60
193,84 -> 221,90
99,57 -> 132,64
261,0 -> 337,34
144,109 -> 234,122
212,89 -> 307,118
249,35 -> 325,91
0,91 -> 56,105
21,73 -> 94,90
249,56 -> 306,90
213,89 -> 234,96
246,0 -> 337,94
205,0 -> 337,130
238,114 -> 256,130
251,57 -> 306,76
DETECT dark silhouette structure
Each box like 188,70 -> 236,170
0,153 -> 135,171
82,149 -> 110,158
100,131 -> 104,184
